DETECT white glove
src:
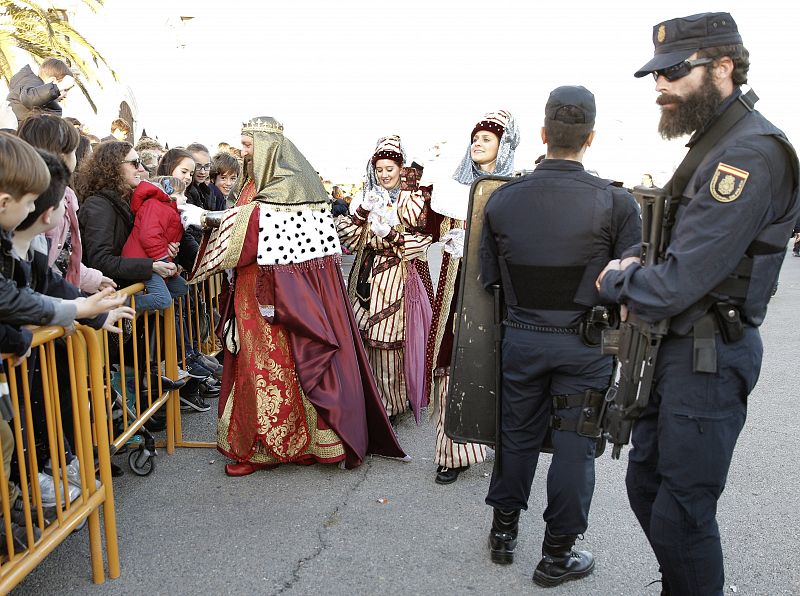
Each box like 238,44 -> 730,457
56,75 -> 75,92
360,189 -> 387,213
441,228 -> 465,258
370,219 -> 392,238
177,203 -> 204,228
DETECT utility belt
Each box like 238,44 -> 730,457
502,320 -> 578,335
669,302 -> 746,374
502,305 -> 616,348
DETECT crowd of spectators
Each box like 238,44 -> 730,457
1,57 -> 242,554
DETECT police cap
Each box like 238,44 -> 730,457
634,12 -> 742,78
545,86 -> 596,125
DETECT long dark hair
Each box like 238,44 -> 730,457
74,141 -> 133,202
156,148 -> 194,177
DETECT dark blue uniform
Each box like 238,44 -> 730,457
600,89 -> 799,594
481,160 -> 641,534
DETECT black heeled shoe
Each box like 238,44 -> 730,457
435,464 -> 469,485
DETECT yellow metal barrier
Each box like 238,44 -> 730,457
0,275 -> 224,591
97,283 -> 180,461
172,273 -> 223,449
0,326 -> 119,592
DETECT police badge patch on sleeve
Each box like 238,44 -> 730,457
710,162 -> 749,202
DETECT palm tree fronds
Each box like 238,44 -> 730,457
0,0 -> 117,109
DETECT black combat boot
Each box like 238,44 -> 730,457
532,528 -> 595,587
488,508 -> 520,564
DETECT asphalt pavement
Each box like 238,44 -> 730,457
13,248 -> 800,595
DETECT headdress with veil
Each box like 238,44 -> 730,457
192,116 -> 341,282
452,109 -> 520,185
237,116 -> 330,207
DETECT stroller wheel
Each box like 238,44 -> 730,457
128,448 -> 156,476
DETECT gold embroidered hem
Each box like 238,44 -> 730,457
216,263 -> 345,465
427,217 -> 462,412
217,384 -> 345,465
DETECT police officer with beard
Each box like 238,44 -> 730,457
480,86 -> 641,587
597,13 -> 799,595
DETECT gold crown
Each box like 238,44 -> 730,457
241,117 -> 284,134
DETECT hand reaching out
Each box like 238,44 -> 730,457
102,306 -> 136,334
74,287 -> 127,319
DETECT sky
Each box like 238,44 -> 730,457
59,0 -> 800,187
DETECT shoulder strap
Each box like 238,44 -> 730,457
663,89 -> 759,245
666,89 -> 758,198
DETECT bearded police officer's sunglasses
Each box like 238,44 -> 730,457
652,58 -> 713,82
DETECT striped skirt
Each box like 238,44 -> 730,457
366,346 -> 407,417
434,373 -> 486,468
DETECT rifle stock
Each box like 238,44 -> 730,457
601,186 -> 672,459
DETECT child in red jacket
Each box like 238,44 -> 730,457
122,177 -> 188,312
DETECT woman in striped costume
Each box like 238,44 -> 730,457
426,110 -> 519,484
337,136 -> 435,425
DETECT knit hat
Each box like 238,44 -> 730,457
470,110 -> 512,142
370,135 -> 404,166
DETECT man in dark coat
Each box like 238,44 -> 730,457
597,13 -> 800,595
6,58 -> 75,126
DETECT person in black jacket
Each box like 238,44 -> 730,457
481,87 -> 641,587
185,143 -> 215,210
1,133 -> 125,327
8,150 -> 133,514
209,152 -> 240,211
5,58 -> 76,127
75,141 -> 177,287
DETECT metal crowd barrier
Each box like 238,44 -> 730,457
96,284 -> 181,463
0,274 -> 224,591
173,273 -> 223,449
99,275 -> 224,454
0,326 -> 119,592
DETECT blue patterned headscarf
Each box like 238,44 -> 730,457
452,110 -> 520,185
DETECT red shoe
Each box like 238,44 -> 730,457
224,462 -> 278,477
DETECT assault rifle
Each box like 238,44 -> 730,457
600,186 -> 672,459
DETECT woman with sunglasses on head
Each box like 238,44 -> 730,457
337,135 -> 435,426
426,110 -> 520,485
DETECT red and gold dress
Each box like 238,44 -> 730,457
195,180 -> 404,468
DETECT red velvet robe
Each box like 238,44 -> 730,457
216,182 -> 405,468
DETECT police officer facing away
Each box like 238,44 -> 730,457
480,86 -> 641,587
597,13 -> 799,596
